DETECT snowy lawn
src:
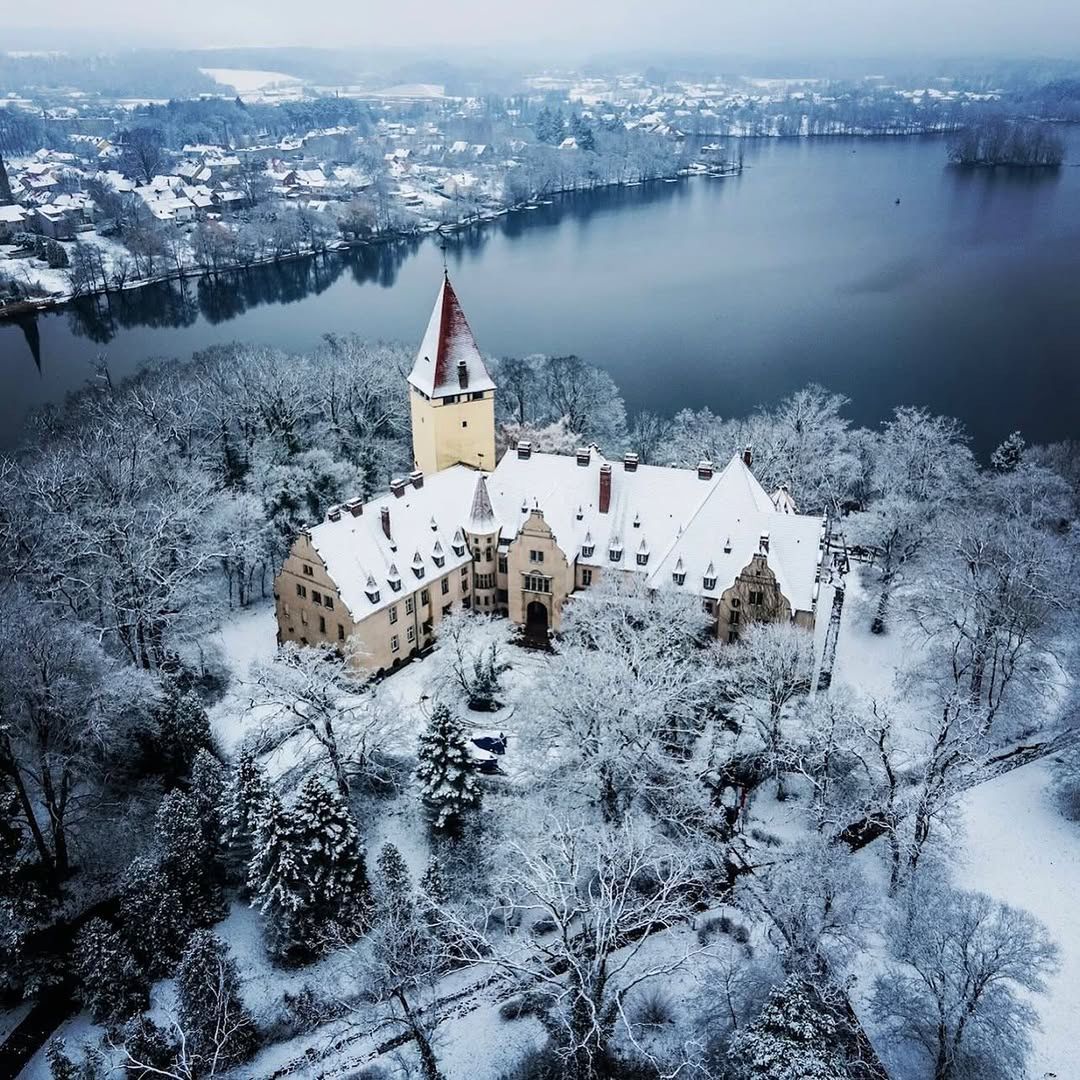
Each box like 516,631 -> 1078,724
949,760 -> 1080,1080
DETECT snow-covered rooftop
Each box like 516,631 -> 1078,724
407,275 -> 496,399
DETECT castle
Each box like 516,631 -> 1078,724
273,276 -> 825,674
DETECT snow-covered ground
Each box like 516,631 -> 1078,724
951,760 -> 1080,1079
200,68 -> 304,95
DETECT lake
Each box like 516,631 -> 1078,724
2,133 -> 1079,457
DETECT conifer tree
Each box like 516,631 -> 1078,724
156,788 -> 225,928
46,1039 -> 77,1080
175,930 -> 256,1072
190,749 -> 227,890
224,746 -> 270,884
419,855 -> 447,908
156,685 -> 212,780
376,842 -> 413,919
73,917 -> 148,1025
991,430 -> 1026,473
416,702 -> 481,834
249,778 -> 371,961
119,854 -> 190,976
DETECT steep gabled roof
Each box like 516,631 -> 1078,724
407,274 -> 496,399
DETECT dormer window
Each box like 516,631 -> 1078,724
576,505 -> 584,521
609,536 -> 623,563
636,538 -> 649,566
723,536 -> 732,554
432,540 -> 445,568
364,574 -> 380,604
581,531 -> 595,559
451,528 -> 466,557
430,516 -> 438,531
411,550 -> 425,579
672,557 -> 686,586
703,560 -> 717,591
632,513 -> 641,529
387,564 -> 402,592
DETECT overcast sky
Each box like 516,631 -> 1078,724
7,0 -> 1080,57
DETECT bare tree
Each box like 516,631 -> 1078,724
871,879 -> 1059,1080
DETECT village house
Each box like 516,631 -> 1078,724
274,277 -> 825,672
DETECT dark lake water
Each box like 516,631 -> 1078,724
2,133 -> 1079,456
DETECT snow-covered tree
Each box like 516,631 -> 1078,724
416,702 -> 482,834
528,576 -> 717,823
990,430 -> 1025,473
728,975 -> 866,1080
249,642 -> 402,798
155,685 -> 214,781
432,610 -> 510,711
248,777 -> 371,961
223,747 -> 271,880
175,931 -> 256,1074
722,622 -> 815,801
73,917 -> 148,1025
119,854 -> 191,976
871,880 -> 1059,1080
443,819 -> 706,1080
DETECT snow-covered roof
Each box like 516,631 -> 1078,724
407,275 -> 496,399
0,205 -> 28,223
310,450 -> 823,625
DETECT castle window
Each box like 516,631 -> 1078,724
498,556 -> 508,573
312,590 -> 322,604
636,551 -> 649,567
728,631 -> 739,644
295,583 -> 306,598
730,610 -> 741,625
443,604 -> 452,617
389,606 -> 398,624
325,596 -> 334,611
471,391 -> 484,400
421,588 -> 430,606
407,625 -> 416,643
405,596 -> 414,615
731,598 -> 741,608
581,568 -> 592,586
391,634 -> 400,652
441,577 -> 450,595
704,599 -> 715,615
337,624 -> 345,641
529,550 -> 544,563
749,590 -> 764,605
609,545 -> 622,563
703,575 -> 717,591
462,421 -> 468,429
302,564 -> 314,577
523,573 -> 551,593
319,615 -> 326,633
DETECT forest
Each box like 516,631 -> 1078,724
1,340 -> 1078,1080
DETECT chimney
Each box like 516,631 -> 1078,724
409,469 -> 424,489
390,477 -> 406,498
326,504 -> 342,522
381,506 -> 391,539
697,459 -> 714,480
599,463 -> 612,514
576,447 -> 591,467
517,440 -> 533,460
743,444 -> 753,468
457,359 -> 469,389
346,497 -> 364,517
623,451 -> 639,472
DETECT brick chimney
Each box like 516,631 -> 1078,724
381,506 -> 391,539
697,459 -> 714,480
623,452 -> 639,472
517,440 -> 533,460
457,359 -> 469,389
599,463 -> 612,514
390,477 -> 406,498
743,444 -> 753,468
409,469 -> 424,489
346,497 -> 363,517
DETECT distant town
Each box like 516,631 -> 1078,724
0,58 -> 1050,314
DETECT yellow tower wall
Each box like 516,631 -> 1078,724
410,387 -> 496,475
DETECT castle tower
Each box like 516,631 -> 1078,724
408,274 -> 497,476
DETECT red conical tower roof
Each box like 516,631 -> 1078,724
408,274 -> 495,399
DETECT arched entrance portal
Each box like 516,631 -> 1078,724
525,600 -> 550,645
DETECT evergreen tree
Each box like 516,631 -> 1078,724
190,749 -> 227,888
224,746 -> 270,884
46,1039 -> 78,1080
175,930 -> 256,1073
578,124 -> 596,152
156,685 -> 212,780
727,976 -> 859,1080
416,702 -> 481,834
156,788 -> 225,928
72,917 -> 148,1025
419,855 -> 448,908
376,842 -> 413,919
119,854 -> 190,976
249,778 -> 371,962
991,430 -> 1025,473
119,1016 -> 177,1077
